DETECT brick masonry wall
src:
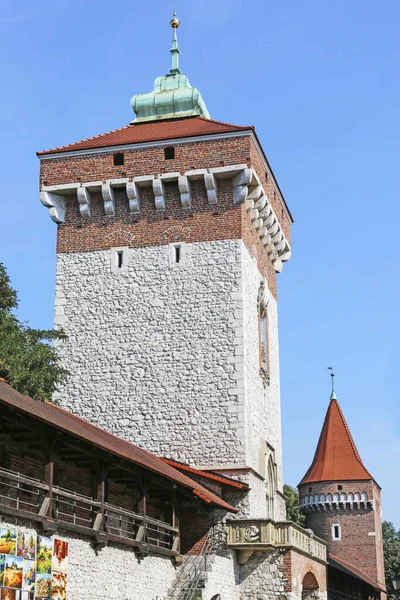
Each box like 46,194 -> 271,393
284,549 -> 327,599
298,480 -> 385,586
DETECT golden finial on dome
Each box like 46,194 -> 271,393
170,11 -> 180,29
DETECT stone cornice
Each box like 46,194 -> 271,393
40,164 -> 291,272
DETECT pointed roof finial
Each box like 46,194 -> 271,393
327,367 -> 337,400
169,3 -> 181,75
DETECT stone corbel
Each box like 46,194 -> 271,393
77,186 -> 91,218
233,168 -> 252,204
126,181 -> 141,213
204,172 -> 218,204
153,178 -> 166,210
40,191 -> 66,224
102,183 -> 115,216
178,175 -> 192,208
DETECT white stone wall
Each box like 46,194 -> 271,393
241,245 -> 284,514
0,518 -> 176,600
54,239 -> 283,517
201,552 -> 240,600
239,551 -> 286,600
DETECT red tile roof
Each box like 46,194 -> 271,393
37,116 -> 254,156
162,458 -> 249,490
0,380 -> 237,513
299,398 -> 373,485
329,554 -> 386,593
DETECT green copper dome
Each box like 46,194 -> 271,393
131,13 -> 210,123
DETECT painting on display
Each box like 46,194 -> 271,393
0,529 -> 67,600
35,573 -> 51,599
3,557 -> 24,590
51,573 -> 66,600
0,531 -> 17,556
22,562 -> 35,593
17,535 -> 36,562
50,543 -> 67,577
0,556 -> 4,586
35,540 -> 52,576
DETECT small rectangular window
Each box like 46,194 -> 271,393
332,525 -> 341,540
338,484 -> 343,491
114,153 -> 124,166
117,251 -> 123,268
164,147 -> 175,160
175,245 -> 181,264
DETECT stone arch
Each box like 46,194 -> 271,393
327,493 -> 333,502
354,492 -> 361,502
314,494 -> 319,503
320,494 -> 326,502
348,493 -> 354,502
333,493 -> 340,502
302,572 -> 320,600
340,493 -> 347,502
361,491 -> 368,501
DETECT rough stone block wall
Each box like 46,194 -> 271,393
239,550 -> 286,599
299,480 -> 384,585
0,518 -> 176,600
53,239 -> 246,467
201,552 -> 240,600
241,241 -> 283,494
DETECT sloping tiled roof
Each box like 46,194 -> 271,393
37,116 -> 254,156
162,457 -> 249,490
299,398 -> 373,485
0,380 -> 237,513
329,554 -> 386,593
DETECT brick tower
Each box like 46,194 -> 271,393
298,388 -> 386,592
38,11 -> 292,518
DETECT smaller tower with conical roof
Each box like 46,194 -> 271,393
298,391 -> 385,593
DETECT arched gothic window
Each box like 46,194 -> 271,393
258,283 -> 270,376
266,455 -> 276,519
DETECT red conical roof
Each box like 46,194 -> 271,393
299,397 -> 373,485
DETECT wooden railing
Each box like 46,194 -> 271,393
0,468 -> 179,556
226,519 -> 327,563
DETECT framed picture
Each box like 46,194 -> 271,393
4,557 -> 24,589
35,539 -> 52,575
22,561 -> 36,593
35,573 -> 51,599
0,531 -> 17,556
51,542 -> 68,575
51,573 -> 66,600
17,534 -> 36,561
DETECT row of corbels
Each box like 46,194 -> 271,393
302,500 -> 373,511
237,168 -> 291,274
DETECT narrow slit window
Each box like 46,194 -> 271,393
332,525 -> 341,540
164,147 -> 175,160
175,245 -> 181,264
117,251 -> 123,268
114,153 -> 124,166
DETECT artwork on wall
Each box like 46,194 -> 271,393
0,527 -> 68,600
51,543 -> 67,575
4,557 -> 24,589
51,573 -> 67,600
17,535 -> 36,561
0,531 -> 17,556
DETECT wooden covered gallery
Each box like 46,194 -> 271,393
0,380 -> 238,557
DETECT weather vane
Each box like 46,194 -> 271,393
327,367 -> 337,399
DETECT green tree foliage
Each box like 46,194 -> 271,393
383,521 -> 400,599
0,262 -> 68,401
284,484 -> 306,526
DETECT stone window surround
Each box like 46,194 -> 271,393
332,524 -> 342,541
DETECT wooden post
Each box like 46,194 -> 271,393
42,440 -> 54,520
172,491 -> 180,553
136,478 -> 147,543
94,461 -> 106,532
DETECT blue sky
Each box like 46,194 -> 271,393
0,0 -> 399,526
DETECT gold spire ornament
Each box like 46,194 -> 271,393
170,11 -> 180,29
